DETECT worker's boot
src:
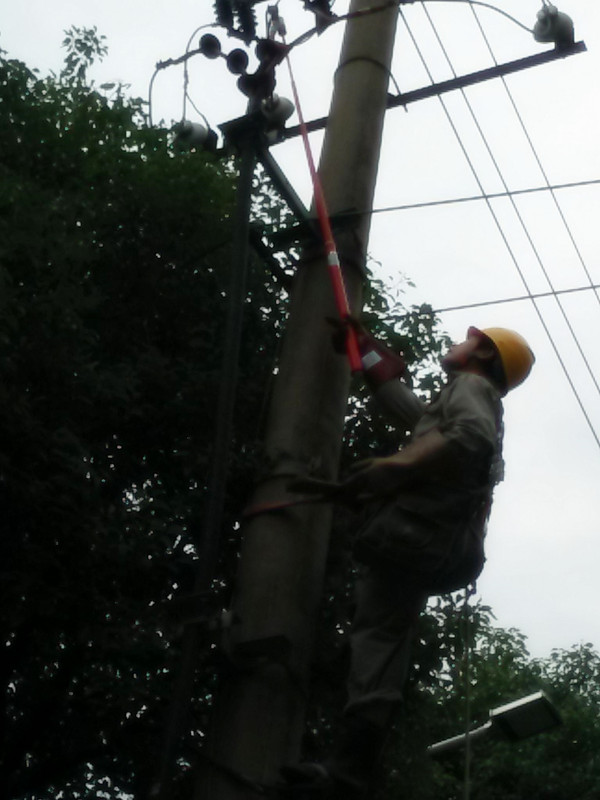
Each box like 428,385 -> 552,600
282,714 -> 388,799
325,713 -> 388,798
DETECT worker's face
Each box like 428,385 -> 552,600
442,334 -> 484,373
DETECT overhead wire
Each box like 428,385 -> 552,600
422,0 -> 533,34
283,0 -> 534,52
344,178 -> 600,216
433,283 -> 600,315
468,2 -> 600,310
399,5 -> 600,448
418,1 -> 600,404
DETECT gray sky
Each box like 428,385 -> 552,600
3,0 -> 599,660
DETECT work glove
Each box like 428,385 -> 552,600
327,316 -> 407,389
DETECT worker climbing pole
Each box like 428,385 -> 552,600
196,1 -> 401,798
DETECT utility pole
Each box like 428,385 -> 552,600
196,1 -> 400,797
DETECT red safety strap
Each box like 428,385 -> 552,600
283,45 -> 362,372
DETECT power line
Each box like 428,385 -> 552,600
349,178 -> 600,217
286,0 -> 535,54
400,5 -> 600,449
420,1 -> 600,402
425,0 -> 533,34
434,283 -> 600,314
468,3 -> 600,310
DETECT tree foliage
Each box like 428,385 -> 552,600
0,31 -> 287,798
383,601 -> 600,800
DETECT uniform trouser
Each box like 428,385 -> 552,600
345,564 -> 428,728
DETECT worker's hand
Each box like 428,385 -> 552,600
326,315 -> 366,355
338,454 -> 412,501
287,452 -> 412,507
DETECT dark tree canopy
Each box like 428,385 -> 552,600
0,34 -> 289,797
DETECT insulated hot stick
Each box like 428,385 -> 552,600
282,42 -> 362,372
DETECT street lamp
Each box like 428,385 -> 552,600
428,691 -> 562,757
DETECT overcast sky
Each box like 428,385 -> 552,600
2,0 -> 599,661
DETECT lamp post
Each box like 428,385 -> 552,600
428,691 -> 562,800
428,690 -> 562,757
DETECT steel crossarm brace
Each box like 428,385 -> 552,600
281,41 -> 587,140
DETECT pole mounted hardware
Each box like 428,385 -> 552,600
301,0 -> 335,34
172,120 -> 218,152
226,48 -> 250,75
199,32 -> 222,59
197,31 -> 290,101
214,0 -> 259,44
533,3 -> 575,49
198,33 -> 251,76
281,40 -> 587,142
260,94 -> 296,143
238,38 -> 289,100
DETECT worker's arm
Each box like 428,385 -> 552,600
338,427 -> 454,500
341,374 -> 502,501
330,316 -> 424,429
372,378 -> 426,431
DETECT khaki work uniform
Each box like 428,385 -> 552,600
345,372 -> 503,726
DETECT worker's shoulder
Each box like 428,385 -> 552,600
444,371 -> 502,403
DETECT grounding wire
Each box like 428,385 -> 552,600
468,2 -> 600,310
420,2 -> 600,401
400,7 -> 600,449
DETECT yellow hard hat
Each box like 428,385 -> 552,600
468,326 -> 535,393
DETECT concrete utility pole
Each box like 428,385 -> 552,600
196,2 -> 400,797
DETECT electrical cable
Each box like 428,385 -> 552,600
306,0 -> 533,36
400,7 -> 600,449
345,178 -> 600,217
468,3 -> 600,310
423,0 -> 533,34
147,67 -> 159,127
333,54 -> 403,94
185,92 -> 211,129
148,23 -> 216,128
182,23 -> 215,123
419,2 -> 600,404
433,283 -> 600,315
